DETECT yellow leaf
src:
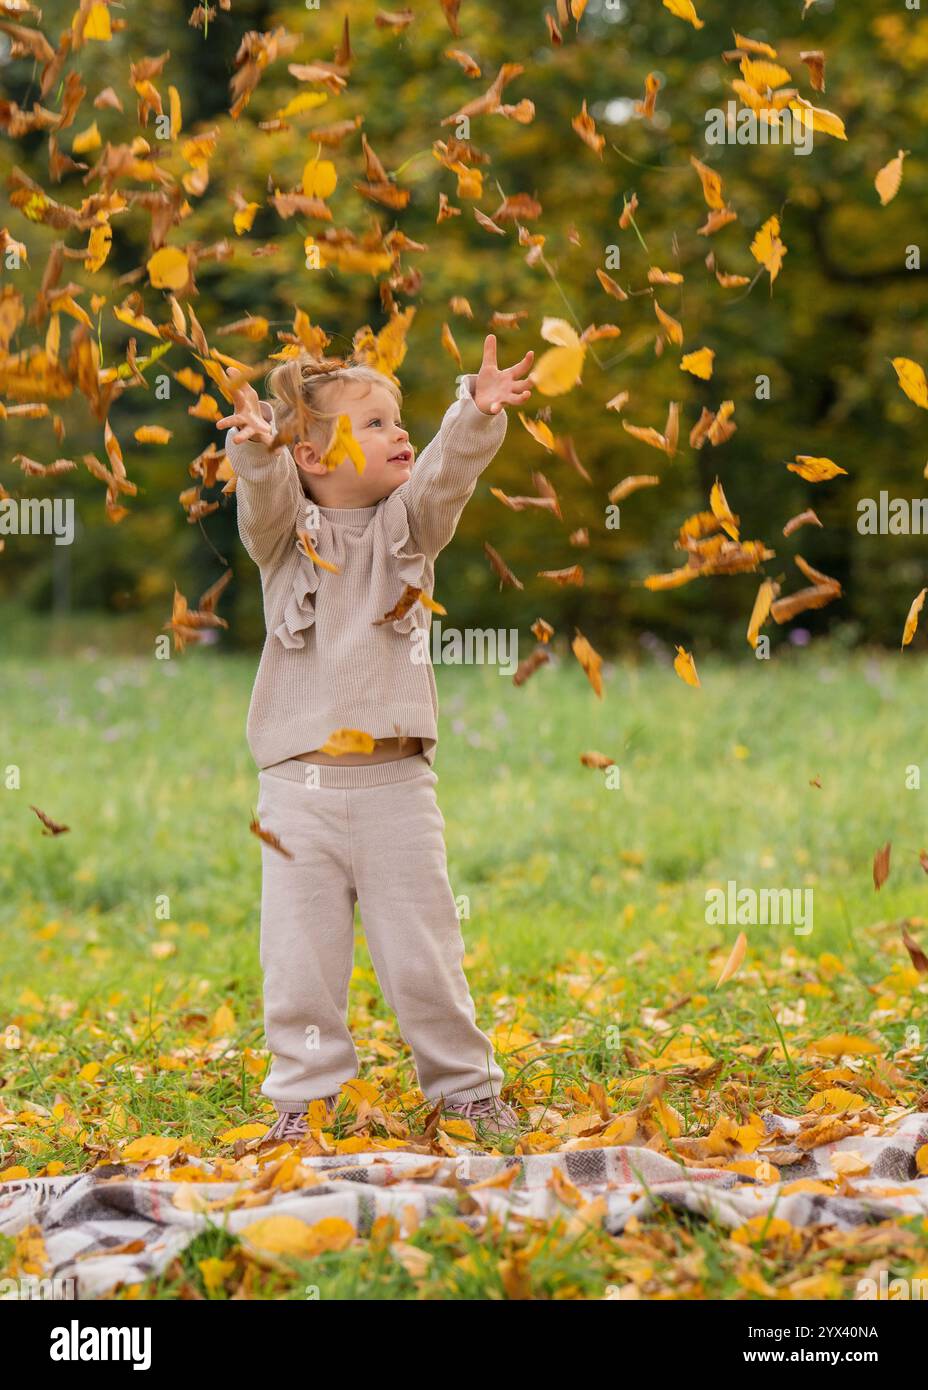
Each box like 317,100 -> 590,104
319,729 -> 376,757
787,455 -> 847,481
680,347 -> 715,380
517,412 -> 555,450
529,343 -> 586,395
198,1257 -> 236,1292
709,476 -> 739,539
674,644 -> 700,688
210,1003 -> 235,1037
740,59 -> 793,92
82,1 -> 112,40
72,122 -> 102,154
219,1123 -> 268,1142
689,156 -> 724,210
134,425 -> 173,444
662,0 -> 703,29
147,246 -> 190,291
892,357 -> 928,409
440,321 -> 462,368
84,223 -> 112,273
750,215 -> 787,284
902,587 -> 927,649
122,1135 -> 181,1162
540,317 -> 582,348
715,931 -> 746,987
788,97 -> 847,141
572,630 -> 604,697
339,1077 -> 380,1109
301,157 -> 337,199
323,413 -> 366,474
806,1087 -> 866,1114
875,150 -> 908,206
233,202 -> 260,236
747,578 -> 777,649
239,1215 -> 355,1257
807,1034 -> 880,1057
277,92 -> 329,119
654,300 -> 683,345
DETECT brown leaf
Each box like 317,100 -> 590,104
901,923 -> 928,973
873,842 -> 891,892
30,805 -> 70,836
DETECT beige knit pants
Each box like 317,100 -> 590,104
254,753 -> 505,1112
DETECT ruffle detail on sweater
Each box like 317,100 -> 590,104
274,513 -> 321,650
383,494 -> 429,634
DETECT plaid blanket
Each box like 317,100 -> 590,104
2,1110 -> 927,1299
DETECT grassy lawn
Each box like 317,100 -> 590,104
1,625 -> 927,1298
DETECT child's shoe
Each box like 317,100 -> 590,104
442,1094 -> 520,1140
259,1093 -> 339,1147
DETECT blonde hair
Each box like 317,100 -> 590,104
264,352 -> 403,470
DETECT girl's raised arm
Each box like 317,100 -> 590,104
219,391 -> 304,569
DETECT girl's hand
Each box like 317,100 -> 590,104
472,334 -> 534,416
217,382 -> 275,446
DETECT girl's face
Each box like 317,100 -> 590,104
295,380 -> 414,505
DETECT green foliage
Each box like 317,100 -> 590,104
2,0 -> 927,654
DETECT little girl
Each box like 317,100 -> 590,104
217,334 -> 533,1145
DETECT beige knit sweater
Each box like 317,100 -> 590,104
224,373 -> 508,770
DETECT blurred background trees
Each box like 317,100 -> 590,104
2,0 -> 926,655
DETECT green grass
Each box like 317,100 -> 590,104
1,630 -> 927,1299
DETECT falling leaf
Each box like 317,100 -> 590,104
30,805 -> 70,836
892,357 -> 928,410
147,246 -> 191,291
529,318 -> 587,395
680,346 -> 715,379
662,0 -> 704,30
572,99 -> 604,155
750,216 -> 788,285
517,413 -> 556,450
690,155 -> 725,210
709,477 -> 739,540
901,924 -> 928,974
799,49 -> 826,92
571,630 -> 604,697
747,578 -> 780,648
787,456 -> 847,482
673,644 -> 700,687
783,509 -> 822,537
635,73 -> 660,120
250,815 -> 295,859
322,413 -> 366,474
654,300 -> 684,346
134,425 -> 173,444
716,931 -> 747,988
297,530 -> 342,574
875,150 -> 908,206
873,842 -> 891,891
902,588 -> 927,649
788,97 -> 847,141
608,474 -> 660,503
